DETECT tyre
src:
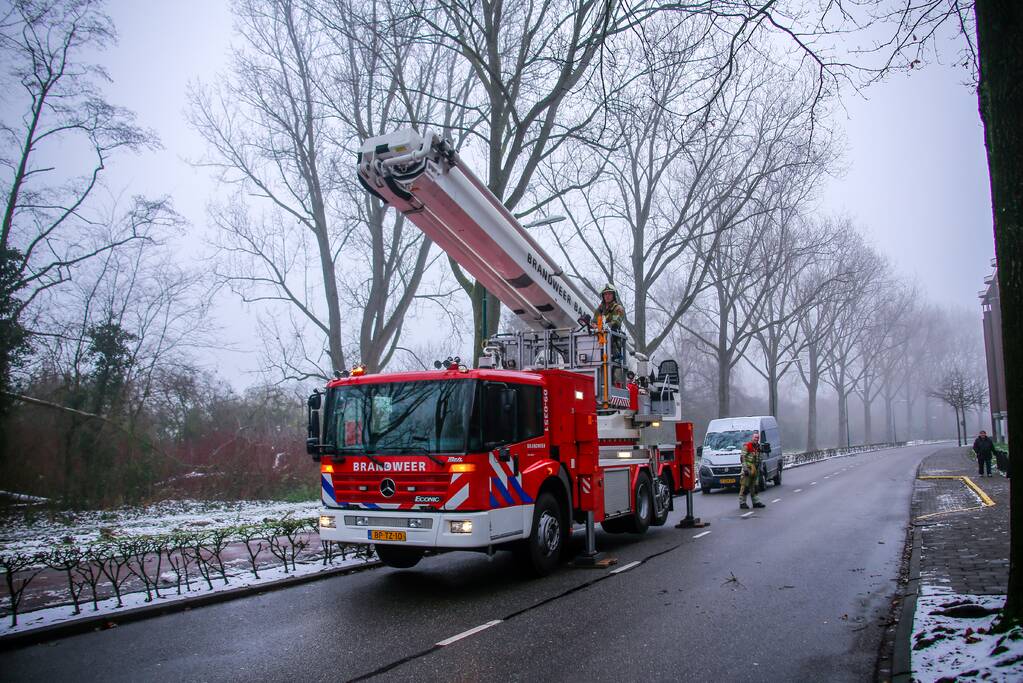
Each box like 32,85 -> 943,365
701,483 -> 712,494
757,465 -> 767,493
651,474 -> 672,527
773,462 -> 783,486
518,492 -> 564,576
626,471 -> 654,534
375,545 -> 424,569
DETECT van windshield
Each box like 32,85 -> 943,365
704,430 -> 755,451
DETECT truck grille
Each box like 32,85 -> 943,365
331,472 -> 450,504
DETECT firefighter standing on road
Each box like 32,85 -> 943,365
739,432 -> 766,510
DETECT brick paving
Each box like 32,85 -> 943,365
914,446 -> 1010,595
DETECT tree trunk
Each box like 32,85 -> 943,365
954,406 -> 962,447
471,284 -> 502,367
905,389 -> 914,441
885,395 -> 894,441
806,373 -> 818,451
717,349 -> 731,417
838,391 -> 849,447
863,397 -> 873,444
974,0 -> 1022,629
767,361 -> 779,418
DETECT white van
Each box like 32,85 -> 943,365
698,416 -> 782,494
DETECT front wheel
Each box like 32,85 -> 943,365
375,545 -> 424,569
518,492 -> 564,576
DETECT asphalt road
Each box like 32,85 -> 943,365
1,443 -> 939,682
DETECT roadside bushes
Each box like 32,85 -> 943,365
0,516 -> 375,627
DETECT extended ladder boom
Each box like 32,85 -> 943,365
357,129 -> 589,331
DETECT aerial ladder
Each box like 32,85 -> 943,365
355,129 -> 702,546
357,129 -> 676,418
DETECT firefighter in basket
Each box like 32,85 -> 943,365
587,283 -> 627,364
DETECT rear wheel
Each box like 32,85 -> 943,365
773,463 -> 783,486
757,465 -> 767,493
375,545 -> 424,569
518,492 -> 564,576
626,472 -> 654,534
651,473 -> 672,526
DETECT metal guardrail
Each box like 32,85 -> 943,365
783,441 -> 919,467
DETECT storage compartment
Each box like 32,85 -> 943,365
603,468 -> 631,517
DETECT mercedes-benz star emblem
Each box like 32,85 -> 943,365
380,478 -> 396,497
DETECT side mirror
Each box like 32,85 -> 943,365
307,391 -> 322,459
760,443 -> 771,454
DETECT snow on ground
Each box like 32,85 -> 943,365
912,584 -> 1023,682
0,499 -> 319,558
1,554 -> 373,635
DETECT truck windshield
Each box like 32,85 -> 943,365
703,430 -> 755,451
324,379 -> 476,454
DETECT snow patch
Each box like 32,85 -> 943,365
911,584 -> 1023,682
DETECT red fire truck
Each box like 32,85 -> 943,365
308,129 -> 697,575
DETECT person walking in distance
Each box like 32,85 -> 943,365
739,432 -> 766,510
973,430 -> 996,477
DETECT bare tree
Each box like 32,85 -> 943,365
190,0 -> 349,379
930,367 -> 988,447
409,0 -> 662,363
0,0 -> 167,400
191,0 -> 460,379
679,79 -> 834,416
852,283 -> 914,443
746,216 -> 841,419
820,230 -> 887,446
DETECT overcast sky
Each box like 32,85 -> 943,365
86,1 -> 996,384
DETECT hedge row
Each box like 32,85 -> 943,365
0,516 -> 375,627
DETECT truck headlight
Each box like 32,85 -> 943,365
700,465 -> 712,477
319,515 -> 336,529
449,520 -> 473,534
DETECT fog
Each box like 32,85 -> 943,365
0,1 -> 995,504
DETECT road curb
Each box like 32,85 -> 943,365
0,559 -> 381,651
891,524 -> 922,682
891,460 -> 928,682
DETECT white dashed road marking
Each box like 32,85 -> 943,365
741,511 -> 754,518
794,488 -> 803,493
771,498 -> 781,504
810,481 -> 818,485
437,620 -> 503,647
693,531 -> 711,539
611,561 -> 642,574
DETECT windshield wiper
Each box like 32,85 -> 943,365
377,444 -> 445,467
337,446 -> 386,468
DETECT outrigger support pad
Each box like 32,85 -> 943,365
571,511 -> 616,568
675,489 -> 709,529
